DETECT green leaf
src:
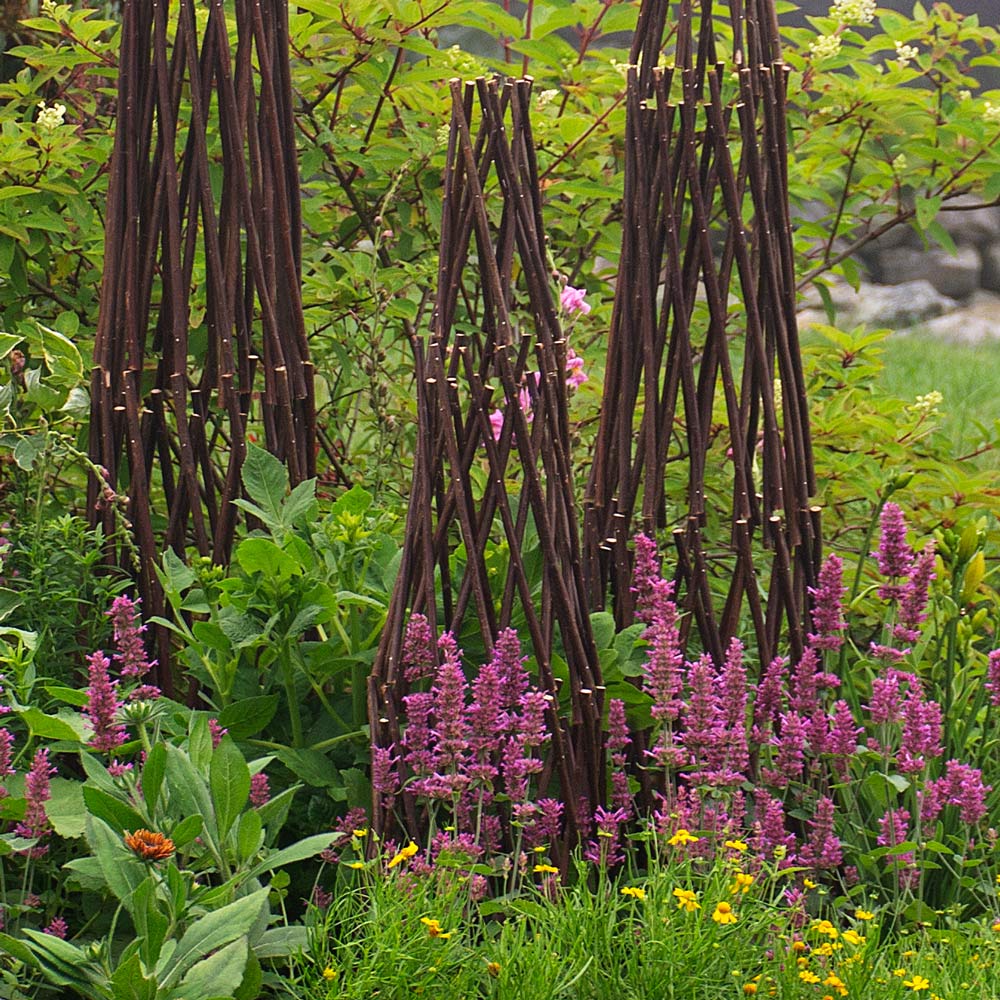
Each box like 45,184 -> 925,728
244,833 -> 337,880
82,785 -> 148,834
0,332 -> 23,359
46,778 -> 85,838
252,925 -> 308,959
164,744 -> 217,850
157,888 -> 268,988
255,785 -> 298,841
85,816 -> 149,909
589,611 -> 617,651
217,695 -> 279,739
283,478 -> 318,524
235,537 -> 303,580
915,194 -> 942,231
0,931 -> 36,967
110,953 -> 157,1000
210,736 -> 251,840
170,813 -> 203,850
130,877 -> 170,970
236,809 -> 263,864
18,706 -> 81,743
240,444 -> 289,528
143,743 -> 167,815
173,937 -> 249,1000
330,483 -> 372,520
13,434 -> 46,471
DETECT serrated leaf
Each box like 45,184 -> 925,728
240,444 -> 288,528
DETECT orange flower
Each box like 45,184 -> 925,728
124,829 -> 175,862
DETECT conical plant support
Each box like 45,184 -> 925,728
584,0 -> 820,669
370,78 -> 604,842
90,0 -> 315,693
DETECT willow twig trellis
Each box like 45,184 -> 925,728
370,78 -> 604,841
583,0 -> 820,670
90,0 -> 314,693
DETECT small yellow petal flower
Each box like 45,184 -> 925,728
672,887 -> 701,912
387,841 -> 419,869
322,966 -> 337,981
352,828 -> 368,838
992,921 -> 1000,934
800,971 -> 821,984
725,839 -> 748,852
903,975 -> 930,992
854,909 -> 874,921
621,886 -> 646,901
743,984 -> 758,995
346,861 -> 365,869
534,864 -> 559,874
804,878 -> 817,889
667,828 -> 700,847
842,930 -> 864,947
486,961 -> 501,977
730,872 -> 754,894
420,917 -> 452,939
823,973 -> 848,996
712,901 -> 738,925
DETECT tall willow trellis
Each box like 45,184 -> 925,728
373,0 -> 819,836
89,0 -> 314,693
583,0 -> 820,670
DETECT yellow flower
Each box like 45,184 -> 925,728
730,873 -> 754,894
534,864 -> 559,874
823,973 -> 848,996
346,861 -> 365,869
903,975 -> 930,992
621,886 -> 646,901
712,901 -> 737,925
321,967 -> 337,981
673,887 -> 700,912
387,841 -> 418,869
792,941 -> 808,954
893,969 -> 907,978
420,917 -> 452,939
799,971 -> 821,984
743,984 -> 758,995
842,930 -> 865,947
854,909 -> 874,921
725,839 -> 748,852
668,828 -> 700,847
486,961 -> 501,978
352,828 -> 368,838
804,878 -> 817,889
813,920 -> 839,939
992,921 -> 1000,934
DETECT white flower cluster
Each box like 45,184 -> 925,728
985,102 -> 1000,126
830,0 -> 876,25
894,41 -> 919,68
908,390 -> 943,415
809,34 -> 842,61
36,101 -> 66,132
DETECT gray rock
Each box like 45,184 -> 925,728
797,279 -> 959,330
902,291 -> 1000,344
876,245 -> 982,300
936,195 -> 1000,248
981,243 -> 1000,294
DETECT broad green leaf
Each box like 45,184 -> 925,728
130,876 -> 171,969
85,816 -> 148,908
252,925 -> 308,959
210,736 -> 251,840
46,778 -> 85,838
170,813 -> 203,850
157,888 -> 268,987
236,809 -> 263,864
589,611 -> 617,650
330,483 -> 372,520
0,332 -> 23,359
240,444 -> 288,528
82,785 -> 148,834
18,706 -> 82,743
217,695 -> 279,739
142,743 -> 167,814
110,953 -> 157,1000
173,936 -> 249,1000
164,745 -> 218,851
235,537 -> 303,579
244,833 -> 337,880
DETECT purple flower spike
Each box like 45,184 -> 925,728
875,503 -> 914,600
807,554 -> 847,652
14,748 -> 56,856
402,613 -> 436,683
84,651 -> 127,753
107,596 -> 158,692
986,649 -> 1000,707
894,543 -> 936,644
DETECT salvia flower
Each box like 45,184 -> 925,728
14,748 -> 56,856
107,595 -> 159,697
402,613 -> 436,683
84,651 -> 127,753
807,554 -> 847,651
208,718 -> 227,748
43,917 -> 68,939
987,649 -> 1000,708
431,633 -> 470,769
798,796 -> 842,871
631,533 -> 662,622
249,771 -> 271,808
875,503 -> 914,600
0,728 -> 14,798
894,543 -> 936,643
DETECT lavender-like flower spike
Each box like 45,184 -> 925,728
84,651 -> 127,753
875,503 -> 914,600
940,760 -> 991,824
798,796 -> 842,870
432,632 -> 470,770
893,542 -> 936,643
108,595 -> 160,699
402,613 -> 436,683
14,748 -> 56,856
807,554 -> 847,652
249,771 -> 271,808
632,533 -> 662,623
0,728 -> 13,798
986,649 -> 1000,707
607,698 -> 632,814
642,579 -> 683,723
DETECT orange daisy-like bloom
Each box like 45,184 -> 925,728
124,829 -> 175,862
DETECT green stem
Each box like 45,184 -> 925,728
281,645 -> 305,748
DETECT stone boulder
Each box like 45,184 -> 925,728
876,245 -> 982,300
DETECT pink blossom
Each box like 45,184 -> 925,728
560,284 -> 591,314
84,651 -> 126,753
807,554 -> 847,652
14,748 -> 56,856
249,771 -> 271,808
488,408 -> 505,442
565,347 -> 587,389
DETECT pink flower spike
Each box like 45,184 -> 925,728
560,285 -> 591,314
